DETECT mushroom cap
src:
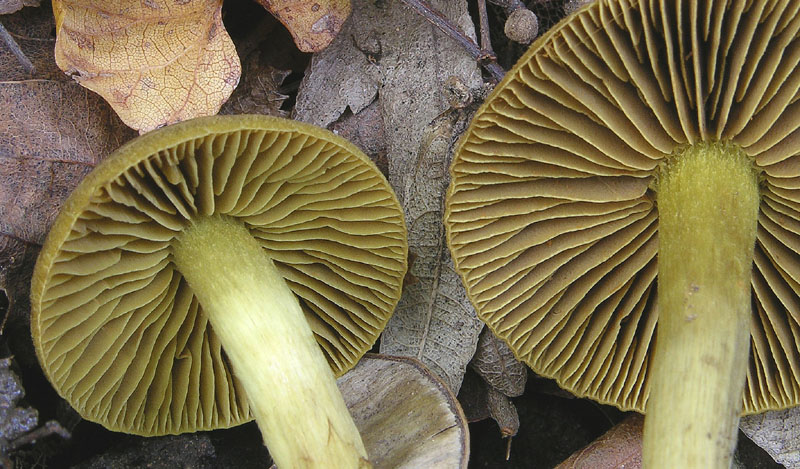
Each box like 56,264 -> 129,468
446,0 -> 800,414
31,115 -> 408,435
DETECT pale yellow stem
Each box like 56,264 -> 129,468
172,216 -> 370,469
644,142 -> 760,468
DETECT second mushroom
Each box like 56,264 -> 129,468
446,1 -> 800,468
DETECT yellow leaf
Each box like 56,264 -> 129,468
53,0 -> 241,133
256,0 -> 351,53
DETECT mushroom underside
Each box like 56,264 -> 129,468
447,0 -> 800,416
31,116 -> 408,437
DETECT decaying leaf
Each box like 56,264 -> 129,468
471,327 -> 528,397
0,358 -> 38,442
487,387 -> 519,439
457,368 -> 491,423
327,101 -> 388,175
339,354 -> 469,468
740,408 -> 800,468
379,100 -> 485,394
255,0 -> 350,53
0,78 -> 135,337
555,414 -> 643,469
470,328 -> 525,445
0,0 -> 38,15
0,5 -> 62,81
564,0 -> 595,15
0,80 -> 135,244
294,0 -> 484,395
52,0 -> 240,132
219,51 -> 289,117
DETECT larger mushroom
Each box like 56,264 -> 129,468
445,1 -> 800,467
31,115 -> 408,468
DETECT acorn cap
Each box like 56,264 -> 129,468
446,0 -> 800,414
31,114 -> 407,434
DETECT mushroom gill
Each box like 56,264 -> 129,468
446,0 -> 800,467
31,115 -> 408,467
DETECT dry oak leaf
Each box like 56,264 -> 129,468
255,0 -> 350,53
52,0 -> 241,133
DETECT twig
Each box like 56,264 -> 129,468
399,0 -> 505,83
477,0 -> 493,54
486,0 -> 526,12
0,21 -> 35,75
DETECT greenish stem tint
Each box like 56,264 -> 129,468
643,142 -> 760,468
172,216 -> 370,469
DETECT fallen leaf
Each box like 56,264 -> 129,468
0,5 -> 63,81
219,51 -> 289,117
555,414 -> 643,469
294,0 -> 485,395
0,357 -> 39,441
0,78 -> 135,341
293,18 -> 378,127
379,101 -> 486,394
469,327 -> 526,445
52,0 -> 241,132
487,387 -> 519,439
0,237 -> 36,335
255,0 -> 350,53
0,0 -> 38,15
471,327 -> 528,397
327,101 -> 388,175
457,368 -> 491,423
0,80 -> 135,243
740,408 -> 800,468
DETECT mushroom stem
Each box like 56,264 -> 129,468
172,216 -> 370,469
645,142 -> 760,468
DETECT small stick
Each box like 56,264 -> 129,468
7,421 -> 71,451
477,0 -> 492,53
399,0 -> 505,83
0,21 -> 35,75
486,0 -> 526,12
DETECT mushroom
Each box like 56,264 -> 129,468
445,1 -> 800,467
30,115 -> 408,468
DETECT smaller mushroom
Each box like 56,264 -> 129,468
31,115 -> 408,468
